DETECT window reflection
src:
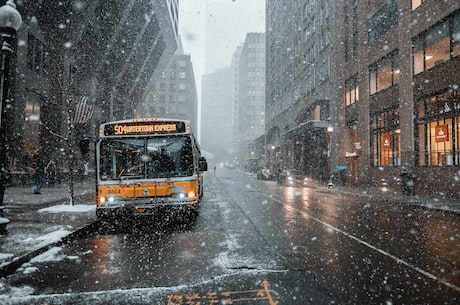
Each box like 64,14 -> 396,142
99,136 -> 194,181
371,107 -> 401,167
345,74 -> 359,106
413,12 -> 460,75
416,88 -> 460,166
23,100 -> 41,155
369,51 -> 399,95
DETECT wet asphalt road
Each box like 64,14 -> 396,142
2,168 -> 460,304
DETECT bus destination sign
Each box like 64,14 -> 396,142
104,121 -> 186,136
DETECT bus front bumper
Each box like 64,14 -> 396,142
96,198 -> 199,219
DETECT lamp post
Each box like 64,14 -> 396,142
0,0 -> 22,233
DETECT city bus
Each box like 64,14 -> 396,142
95,118 -> 208,221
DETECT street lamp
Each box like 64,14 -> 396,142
0,0 -> 22,233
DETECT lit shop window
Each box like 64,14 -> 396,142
370,107 -> 400,167
416,88 -> 460,166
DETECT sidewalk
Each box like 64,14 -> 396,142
314,180 -> 460,215
0,180 -> 96,277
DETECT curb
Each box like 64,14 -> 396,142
0,192 -> 97,278
0,219 -> 100,278
316,185 -> 460,215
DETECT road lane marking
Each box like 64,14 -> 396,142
258,191 -> 460,293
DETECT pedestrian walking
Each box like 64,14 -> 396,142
31,155 -> 45,194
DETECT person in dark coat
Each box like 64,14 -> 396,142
31,155 -> 45,194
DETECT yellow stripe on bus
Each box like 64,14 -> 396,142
97,181 -> 198,198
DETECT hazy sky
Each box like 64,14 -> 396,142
179,0 -> 265,80
178,0 -> 265,138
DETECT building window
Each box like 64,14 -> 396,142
352,31 -> 359,57
178,104 -> 186,115
178,60 -> 187,67
344,39 -> 349,63
370,107 -> 401,167
27,34 -> 46,74
318,57 -> 330,82
345,75 -> 359,106
368,0 -> 398,43
313,106 -> 321,121
415,87 -> 460,166
23,99 -> 41,155
414,12 -> 460,75
454,13 -> 460,57
179,72 -> 186,79
369,50 -> 400,95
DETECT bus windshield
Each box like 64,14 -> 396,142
99,136 -> 194,181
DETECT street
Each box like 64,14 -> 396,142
1,168 -> 460,304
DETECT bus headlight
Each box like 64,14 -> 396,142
172,187 -> 186,199
174,192 -> 187,199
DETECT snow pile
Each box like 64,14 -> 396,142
39,204 -> 95,213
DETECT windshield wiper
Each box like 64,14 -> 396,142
117,168 -> 126,182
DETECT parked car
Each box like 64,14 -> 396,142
256,168 -> 275,180
277,169 -> 308,187
224,162 -> 236,169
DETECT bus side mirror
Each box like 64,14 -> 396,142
198,156 -> 208,172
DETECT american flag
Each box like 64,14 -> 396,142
72,96 -> 96,124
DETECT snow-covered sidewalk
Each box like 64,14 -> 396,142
0,180 -> 96,277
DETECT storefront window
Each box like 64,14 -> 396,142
416,88 -> 460,166
370,107 -> 400,167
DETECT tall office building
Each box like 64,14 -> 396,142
237,33 -> 266,168
200,68 -> 233,159
334,0 -> 460,197
10,0 -> 178,174
265,0 -> 337,180
144,38 -> 198,130
265,0 -> 460,197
